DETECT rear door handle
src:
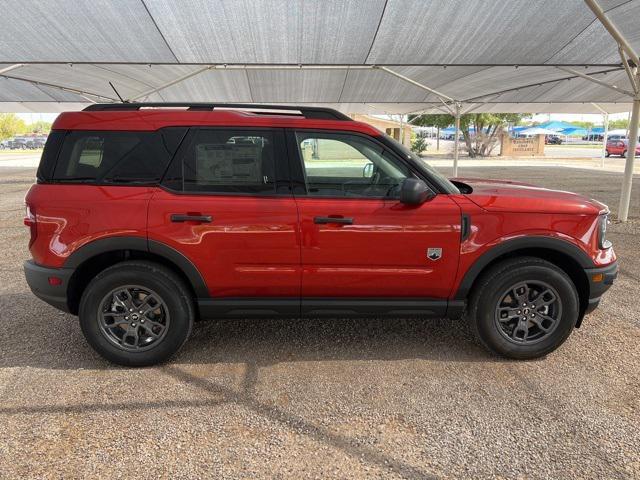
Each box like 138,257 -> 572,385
170,214 -> 212,223
314,216 -> 354,225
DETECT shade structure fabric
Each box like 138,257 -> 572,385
0,0 -> 639,114
517,127 -> 564,136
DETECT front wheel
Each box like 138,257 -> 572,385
79,261 -> 194,366
468,257 -> 579,359
605,150 -> 610,157
621,150 -> 627,158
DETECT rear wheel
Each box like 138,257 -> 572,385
79,261 -> 194,366
468,257 -> 579,359
605,150 -> 610,157
622,150 -> 627,158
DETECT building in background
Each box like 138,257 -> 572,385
350,114 -> 412,147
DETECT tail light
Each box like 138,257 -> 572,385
24,205 -> 37,248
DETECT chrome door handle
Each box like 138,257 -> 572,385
170,214 -> 212,223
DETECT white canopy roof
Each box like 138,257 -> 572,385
0,0 -> 639,114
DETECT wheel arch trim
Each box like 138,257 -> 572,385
63,236 -> 209,298
453,236 -> 594,301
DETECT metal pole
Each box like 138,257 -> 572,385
618,93 -> 639,221
601,112 -> 609,169
453,103 -> 461,177
583,0 -> 640,67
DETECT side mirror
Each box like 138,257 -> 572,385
400,178 -> 434,205
363,162 -> 374,178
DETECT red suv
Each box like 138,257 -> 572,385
605,137 -> 640,157
24,104 -> 617,366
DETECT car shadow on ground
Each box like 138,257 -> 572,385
0,292 -> 514,371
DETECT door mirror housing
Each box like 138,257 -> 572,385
399,178 -> 435,205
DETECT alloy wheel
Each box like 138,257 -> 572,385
98,285 -> 170,352
494,280 -> 562,345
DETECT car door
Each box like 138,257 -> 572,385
288,129 -> 462,316
148,127 -> 301,316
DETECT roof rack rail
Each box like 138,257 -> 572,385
82,103 -> 352,121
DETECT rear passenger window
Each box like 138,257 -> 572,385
51,129 -> 185,184
167,129 -> 277,194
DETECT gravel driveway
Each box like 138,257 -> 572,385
0,165 -> 638,479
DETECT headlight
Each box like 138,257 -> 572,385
598,214 -> 612,249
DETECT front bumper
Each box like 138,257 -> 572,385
583,260 -> 618,315
24,260 -> 74,313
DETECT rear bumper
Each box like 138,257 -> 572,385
583,260 -> 618,315
24,260 -> 73,313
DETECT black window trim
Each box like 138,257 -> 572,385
43,128 -> 184,187
159,126 -> 293,198
285,128 -> 440,201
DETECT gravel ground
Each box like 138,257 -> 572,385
0,165 -> 638,479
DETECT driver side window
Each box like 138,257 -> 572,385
295,132 -> 410,198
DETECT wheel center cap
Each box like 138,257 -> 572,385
130,313 -> 139,321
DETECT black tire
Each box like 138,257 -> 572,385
605,150 -> 610,157
621,150 -> 627,158
468,257 -> 579,360
79,261 -> 194,367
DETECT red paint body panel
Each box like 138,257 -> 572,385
147,189 -> 301,297
25,109 -> 616,308
52,110 -> 381,136
454,178 -> 605,215
25,184 -> 152,267
296,195 -> 462,297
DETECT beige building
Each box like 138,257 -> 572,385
350,114 -> 412,147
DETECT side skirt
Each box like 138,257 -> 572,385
197,298 -> 459,319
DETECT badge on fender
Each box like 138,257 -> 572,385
427,248 -> 442,261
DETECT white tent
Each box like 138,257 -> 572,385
0,0 -> 638,219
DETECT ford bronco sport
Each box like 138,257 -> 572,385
24,104 -> 618,366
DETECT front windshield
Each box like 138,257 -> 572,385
383,134 -> 460,194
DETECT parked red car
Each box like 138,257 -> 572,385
605,138 -> 640,157
24,104 -> 617,366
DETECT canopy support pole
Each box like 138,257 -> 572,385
0,64 -> 24,75
0,73 -> 117,102
619,86 -> 639,221
453,103 -> 461,178
591,103 -> 609,169
555,66 -> 634,97
127,65 -> 213,101
375,66 -> 457,114
584,0 -> 640,67
584,0 -> 640,221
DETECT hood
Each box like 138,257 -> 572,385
453,177 -> 606,215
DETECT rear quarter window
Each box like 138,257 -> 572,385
49,128 -> 186,184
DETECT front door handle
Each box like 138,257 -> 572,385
170,214 -> 212,223
314,216 -> 354,225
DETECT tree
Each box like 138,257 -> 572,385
27,120 -> 52,134
408,114 -> 451,151
409,112 -> 529,157
609,118 -> 629,130
0,113 -> 27,141
411,133 -> 428,155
